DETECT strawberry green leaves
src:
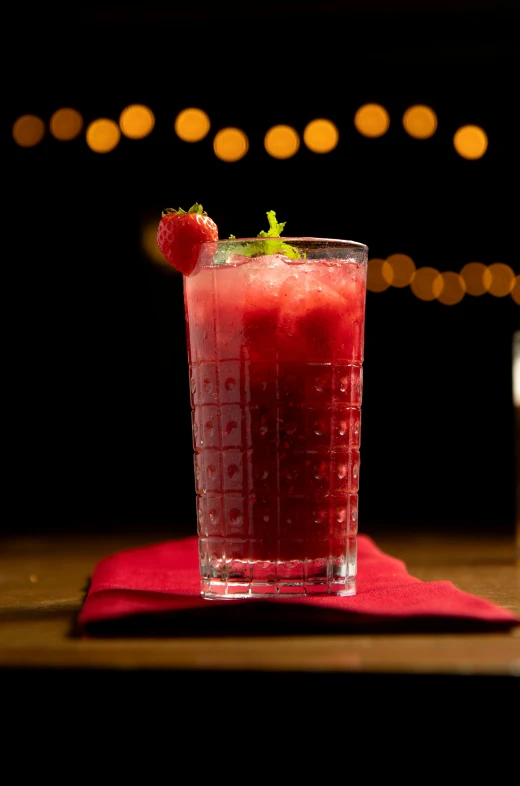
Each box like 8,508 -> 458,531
162,203 -> 206,218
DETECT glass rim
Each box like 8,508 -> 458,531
198,236 -> 368,250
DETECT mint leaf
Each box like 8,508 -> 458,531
255,211 -> 300,259
226,211 -> 300,260
213,211 -> 303,265
247,236 -> 300,259
258,210 -> 287,238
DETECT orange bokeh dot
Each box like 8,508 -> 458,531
12,114 -> 45,147
50,108 -> 83,141
511,276 -> 520,305
86,119 -> 121,153
367,259 -> 394,292
453,125 -> 488,160
487,263 -> 515,297
460,262 -> 492,295
354,104 -> 390,138
410,267 -> 444,301
175,108 -> 211,142
213,127 -> 249,162
264,125 -> 300,159
402,105 -> 437,139
119,104 -> 155,139
386,254 -> 416,287
303,118 -> 339,153
436,272 -> 466,305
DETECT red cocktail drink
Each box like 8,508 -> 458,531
185,238 -> 368,597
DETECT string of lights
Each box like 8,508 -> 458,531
12,102 -> 488,160
14,103 -> 517,305
366,256 -> 517,303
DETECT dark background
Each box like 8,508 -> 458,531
7,1 -> 519,538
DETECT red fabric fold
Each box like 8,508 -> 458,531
77,534 -> 520,635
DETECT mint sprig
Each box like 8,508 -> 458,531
258,210 -> 287,238
229,211 -> 300,259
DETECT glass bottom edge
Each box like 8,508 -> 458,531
201,577 -> 356,600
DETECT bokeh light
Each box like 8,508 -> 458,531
354,104 -> 390,138
303,118 -> 339,153
453,125 -> 488,159
487,263 -> 516,297
386,254 -> 416,287
402,105 -> 438,139
50,108 -> 83,141
213,127 -> 249,162
264,125 -> 300,159
460,262 -> 492,295
174,108 -> 210,142
436,272 -> 466,305
410,267 -> 444,301
86,119 -> 121,153
512,277 -> 520,305
367,259 -> 394,292
12,114 -> 45,147
119,104 -> 155,139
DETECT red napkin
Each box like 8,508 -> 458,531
77,534 -> 520,636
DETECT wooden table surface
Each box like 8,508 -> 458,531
1,528 -> 519,677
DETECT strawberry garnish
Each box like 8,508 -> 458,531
157,203 -> 219,275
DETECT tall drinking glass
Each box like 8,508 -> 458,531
184,237 -> 368,598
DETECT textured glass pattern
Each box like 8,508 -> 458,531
192,360 -> 361,597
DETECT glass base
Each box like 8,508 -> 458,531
200,557 -> 356,599
202,580 -> 356,599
